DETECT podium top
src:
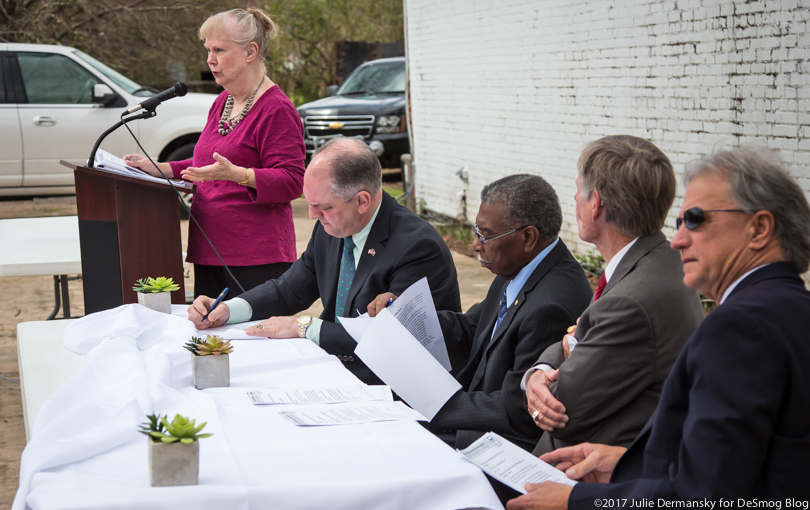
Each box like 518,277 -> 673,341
60,160 -> 195,193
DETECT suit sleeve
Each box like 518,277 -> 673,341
569,307 -> 785,504
240,223 -> 323,318
319,233 -> 461,356
430,302 -> 576,442
437,305 -> 481,374
546,294 -> 657,443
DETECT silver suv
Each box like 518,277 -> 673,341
0,42 -> 216,196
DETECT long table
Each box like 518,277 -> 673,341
0,216 -> 81,319
15,307 -> 503,510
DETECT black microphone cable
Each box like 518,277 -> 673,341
119,111 -> 246,295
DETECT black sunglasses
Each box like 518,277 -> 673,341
675,207 -> 747,230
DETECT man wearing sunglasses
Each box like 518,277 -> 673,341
524,135 -> 704,459
508,146 -> 810,507
368,174 -> 592,458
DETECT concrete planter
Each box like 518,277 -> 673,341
137,292 -> 171,314
191,353 -> 230,390
147,438 -> 199,487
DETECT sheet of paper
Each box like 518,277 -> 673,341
247,385 -> 393,405
354,309 -> 461,421
459,432 -> 577,493
338,316 -> 374,342
278,401 -> 426,426
94,148 -> 184,185
221,328 -> 262,340
386,277 -> 451,370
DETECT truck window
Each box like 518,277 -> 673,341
17,52 -> 100,104
339,61 -> 405,95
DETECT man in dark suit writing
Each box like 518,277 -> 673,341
508,145 -> 810,507
369,174 -> 592,452
189,137 -> 461,384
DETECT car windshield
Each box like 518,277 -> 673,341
73,50 -> 146,95
338,61 -> 405,95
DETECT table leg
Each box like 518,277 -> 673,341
60,275 -> 71,319
46,275 -> 62,320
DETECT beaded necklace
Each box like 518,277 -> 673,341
218,75 -> 265,136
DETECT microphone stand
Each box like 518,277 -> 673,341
87,108 -> 157,167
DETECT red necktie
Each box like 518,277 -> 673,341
593,273 -> 607,301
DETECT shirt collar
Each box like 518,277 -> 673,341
719,264 -> 771,304
505,237 -> 560,306
349,197 -> 383,255
604,237 -> 640,282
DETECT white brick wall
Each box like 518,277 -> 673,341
404,0 -> 810,255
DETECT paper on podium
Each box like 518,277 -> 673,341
352,309 -> 461,421
459,432 -> 577,494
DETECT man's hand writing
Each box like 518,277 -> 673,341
187,296 -> 230,329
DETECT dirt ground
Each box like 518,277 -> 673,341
0,191 -> 493,506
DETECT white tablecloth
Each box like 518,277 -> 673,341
14,305 -> 502,510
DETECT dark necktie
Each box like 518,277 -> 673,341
593,273 -> 607,301
491,291 -> 508,339
335,236 -> 355,317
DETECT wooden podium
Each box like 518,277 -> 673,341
61,161 -> 194,314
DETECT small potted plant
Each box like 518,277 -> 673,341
139,413 -> 212,487
132,276 -> 179,314
184,335 -> 233,390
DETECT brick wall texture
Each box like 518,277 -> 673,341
404,0 -> 810,255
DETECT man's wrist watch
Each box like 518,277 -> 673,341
297,316 -> 312,338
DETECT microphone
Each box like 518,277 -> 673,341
126,82 -> 188,114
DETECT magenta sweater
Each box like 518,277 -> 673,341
169,86 -> 305,266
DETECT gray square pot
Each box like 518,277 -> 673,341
147,438 -> 199,487
137,292 -> 172,314
191,353 -> 230,389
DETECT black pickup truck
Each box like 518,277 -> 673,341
296,57 -> 409,168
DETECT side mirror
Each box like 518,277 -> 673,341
92,83 -> 119,106
325,85 -> 339,97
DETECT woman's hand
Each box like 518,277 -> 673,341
122,154 -> 171,178
180,152 -> 245,183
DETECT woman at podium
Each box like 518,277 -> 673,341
126,8 -> 305,298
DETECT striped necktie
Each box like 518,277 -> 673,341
593,273 -> 607,301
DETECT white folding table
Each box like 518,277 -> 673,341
0,216 -> 81,319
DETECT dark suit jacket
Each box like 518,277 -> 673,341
532,232 -> 704,456
571,262 -> 810,504
427,240 -> 592,451
239,192 -> 461,383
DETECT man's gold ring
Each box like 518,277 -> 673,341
531,410 -> 540,420
256,324 -> 263,330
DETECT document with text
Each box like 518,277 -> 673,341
93,148 -> 180,185
278,401 -> 426,426
459,432 -> 577,494
247,385 -> 393,405
351,309 -> 461,421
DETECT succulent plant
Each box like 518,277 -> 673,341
132,276 -> 180,294
139,413 -> 212,444
184,335 -> 234,356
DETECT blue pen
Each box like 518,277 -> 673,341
386,298 -> 394,307
201,287 -> 229,322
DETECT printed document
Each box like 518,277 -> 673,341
278,401 -> 426,426
350,309 -> 461,421
459,432 -> 577,494
93,148 -> 181,185
247,385 -> 393,405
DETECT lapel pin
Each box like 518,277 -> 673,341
368,248 -> 376,256
514,299 -> 519,306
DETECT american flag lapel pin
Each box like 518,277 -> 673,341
368,248 -> 376,256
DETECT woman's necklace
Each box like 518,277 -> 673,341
218,75 -> 266,136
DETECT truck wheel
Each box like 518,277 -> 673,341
166,142 -> 196,162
